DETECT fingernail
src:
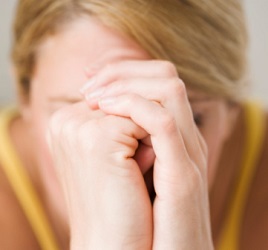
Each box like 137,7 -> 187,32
85,87 -> 105,100
79,77 -> 97,94
99,97 -> 116,108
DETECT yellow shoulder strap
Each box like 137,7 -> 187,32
217,101 -> 266,250
0,107 -> 60,250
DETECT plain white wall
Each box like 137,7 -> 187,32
0,1 -> 267,106
0,0 -> 17,104
244,0 -> 268,105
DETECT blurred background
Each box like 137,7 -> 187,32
0,1 -> 267,106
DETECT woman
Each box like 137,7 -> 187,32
0,0 -> 267,249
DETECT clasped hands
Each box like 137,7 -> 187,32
48,60 -> 214,250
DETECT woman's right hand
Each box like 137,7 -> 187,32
47,102 -> 153,249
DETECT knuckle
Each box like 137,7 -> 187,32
101,62 -> 124,84
160,61 -> 178,76
100,116 -> 118,134
75,119 -> 115,158
103,63 -> 113,73
161,162 -> 204,200
49,106 -> 85,143
158,112 -> 177,134
102,63 -> 117,78
127,93 -> 138,104
48,109 -> 67,136
169,78 -> 187,98
115,92 -> 137,105
76,121 -> 99,150
80,119 -> 100,138
189,166 -> 202,187
188,173 -> 202,193
61,119 -> 78,137
100,116 -> 127,139
179,167 -> 203,197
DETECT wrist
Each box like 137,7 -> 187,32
71,228 -> 152,250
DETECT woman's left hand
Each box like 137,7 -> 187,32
81,60 -> 214,250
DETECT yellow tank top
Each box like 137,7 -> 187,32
217,101 -> 266,249
0,107 -> 60,250
0,102 -> 266,250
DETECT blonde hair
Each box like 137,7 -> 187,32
12,0 -> 248,101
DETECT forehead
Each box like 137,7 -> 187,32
32,16 -> 150,98
35,16 -> 151,75
32,16 -> 210,104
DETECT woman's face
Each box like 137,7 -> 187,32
24,16 -> 234,194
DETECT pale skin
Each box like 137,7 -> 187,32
1,16 -> 239,249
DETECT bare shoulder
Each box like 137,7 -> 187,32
240,114 -> 268,249
0,109 -> 42,248
0,163 -> 40,249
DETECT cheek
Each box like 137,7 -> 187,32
205,129 -> 224,169
30,109 -> 54,168
29,87 -> 55,168
199,114 -> 229,185
32,113 -> 60,187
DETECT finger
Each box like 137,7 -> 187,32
80,60 -> 178,94
98,93 -> 192,178
48,101 -> 98,147
101,115 -> 148,141
86,77 -> 203,166
133,143 -> 155,174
